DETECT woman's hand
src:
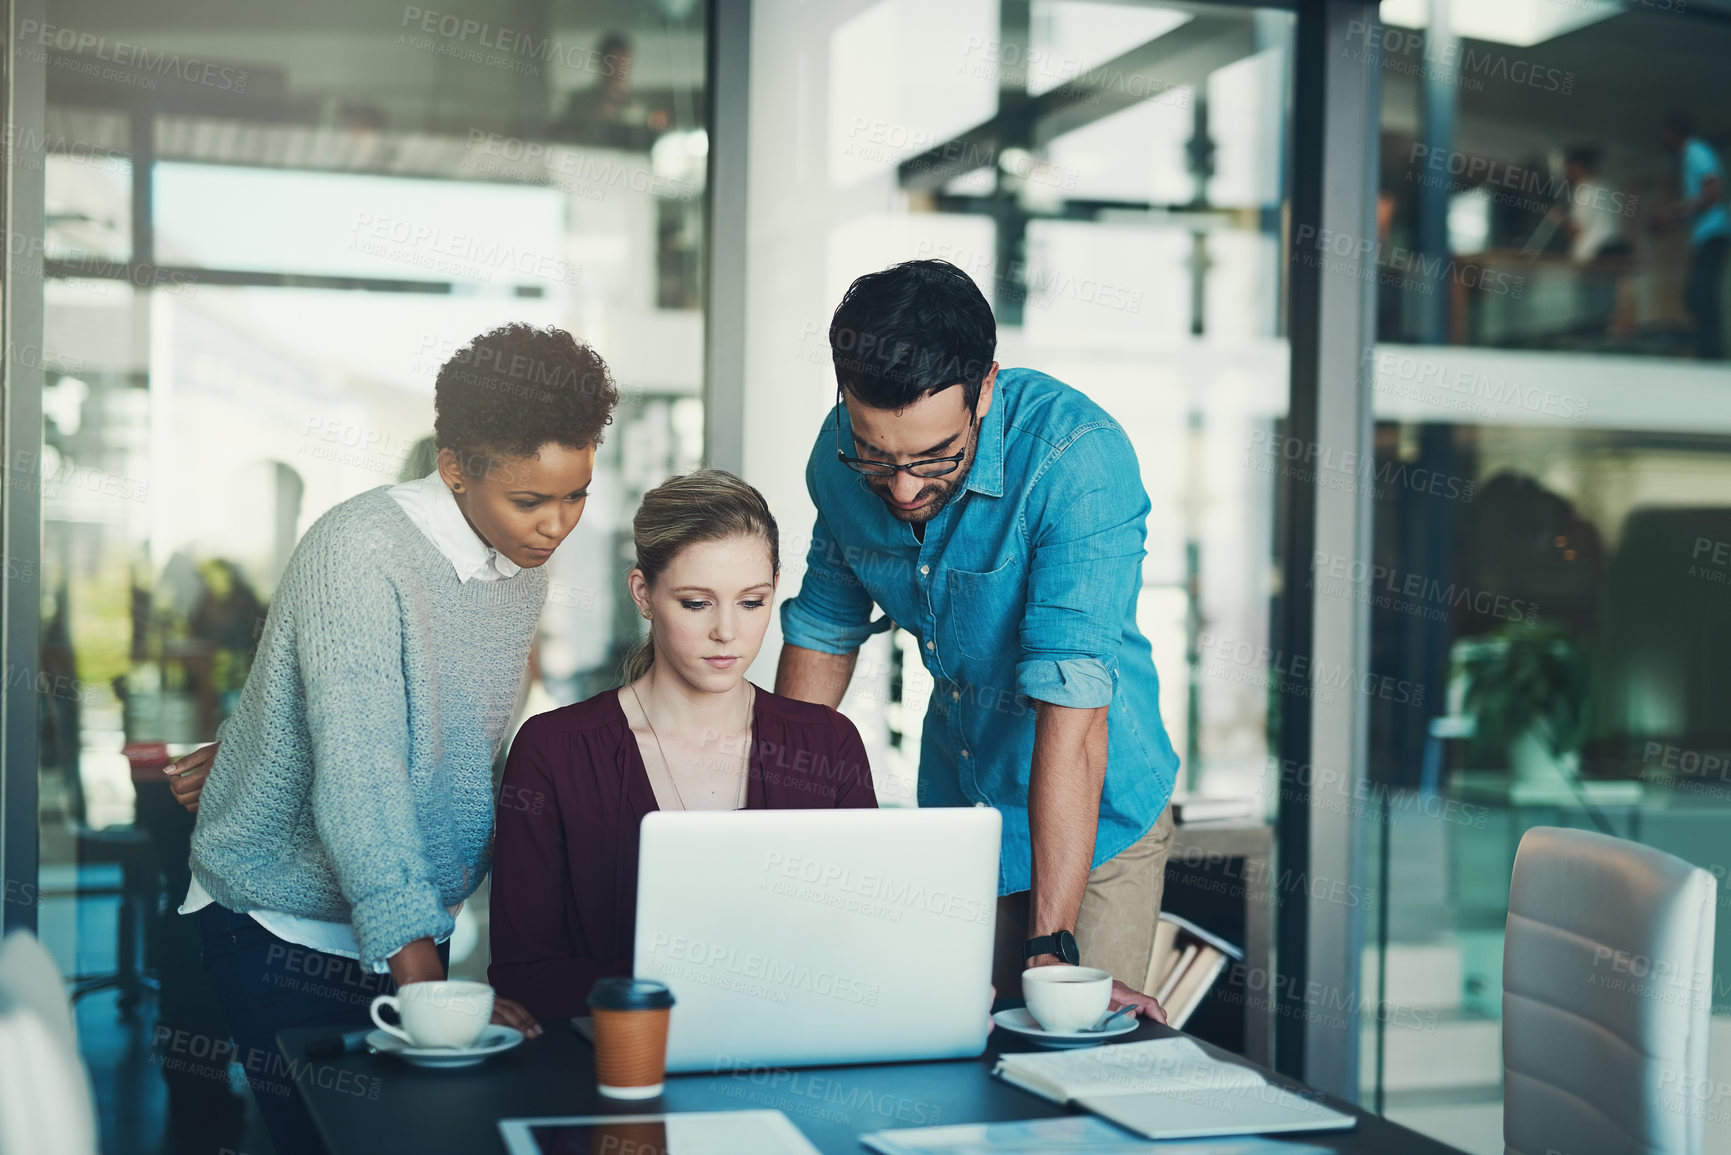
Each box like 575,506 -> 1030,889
1110,979 -> 1167,1025
166,742 -> 221,813
491,996 -> 542,1039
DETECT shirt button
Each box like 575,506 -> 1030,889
919,564 -> 930,576
952,691 -> 960,700
925,640 -> 935,651
960,750 -> 971,759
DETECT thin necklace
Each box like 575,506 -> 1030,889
628,682 -> 754,811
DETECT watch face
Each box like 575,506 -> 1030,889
1056,930 -> 1080,965
1025,930 -> 1083,964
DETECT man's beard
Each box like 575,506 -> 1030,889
868,473 -> 965,524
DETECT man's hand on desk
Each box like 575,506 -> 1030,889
1108,979 -> 1167,1025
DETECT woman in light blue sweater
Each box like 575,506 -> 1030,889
169,323 -> 619,1154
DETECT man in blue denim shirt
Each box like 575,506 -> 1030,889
777,260 -> 1180,1017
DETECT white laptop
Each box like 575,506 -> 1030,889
632,807 -> 1001,1073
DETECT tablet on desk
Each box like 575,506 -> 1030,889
498,1110 -> 818,1155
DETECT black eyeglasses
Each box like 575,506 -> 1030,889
834,388 -> 977,479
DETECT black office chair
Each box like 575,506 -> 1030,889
33,671 -> 161,1016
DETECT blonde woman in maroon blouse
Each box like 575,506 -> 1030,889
489,470 -> 878,1018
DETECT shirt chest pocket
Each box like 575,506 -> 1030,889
943,556 -> 1025,664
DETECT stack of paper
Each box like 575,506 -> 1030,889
992,1039 -> 1355,1140
862,1116 -> 1335,1154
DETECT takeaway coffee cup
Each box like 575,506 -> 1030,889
587,978 -> 676,1099
369,980 -> 494,1049
1022,965 -> 1113,1033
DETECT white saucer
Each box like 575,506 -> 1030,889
365,1025 -> 524,1068
991,1007 -> 1139,1048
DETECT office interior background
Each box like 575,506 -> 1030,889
0,0 -> 1728,1151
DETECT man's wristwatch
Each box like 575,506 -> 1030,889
1023,929 -> 1080,965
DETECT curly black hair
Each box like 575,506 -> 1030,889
433,323 -> 620,471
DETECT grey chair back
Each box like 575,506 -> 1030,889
1504,826 -> 1716,1155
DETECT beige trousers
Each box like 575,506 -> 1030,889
991,803 -> 1176,997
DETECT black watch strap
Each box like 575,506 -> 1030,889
1022,929 -> 1080,965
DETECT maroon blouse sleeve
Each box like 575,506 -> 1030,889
488,715 -> 630,1019
751,693 -> 880,809
828,709 -> 879,809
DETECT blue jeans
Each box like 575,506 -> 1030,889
196,903 -> 448,1155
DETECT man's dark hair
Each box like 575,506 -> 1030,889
828,259 -> 996,412
433,323 -> 619,472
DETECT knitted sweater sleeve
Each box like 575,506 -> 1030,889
297,548 -> 451,970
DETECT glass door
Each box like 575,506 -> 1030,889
21,4 -> 709,1151
1360,0 -> 1731,1150
741,0 -> 1301,1066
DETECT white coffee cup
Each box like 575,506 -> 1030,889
1022,965 -> 1113,1033
369,980 -> 495,1049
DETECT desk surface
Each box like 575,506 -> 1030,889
282,1015 -> 1466,1154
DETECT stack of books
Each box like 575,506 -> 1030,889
1147,914 -> 1242,1029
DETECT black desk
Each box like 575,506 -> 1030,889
282,1017 -> 1466,1154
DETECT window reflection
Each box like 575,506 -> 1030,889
1364,2 -> 1731,1147
32,8 -> 708,1151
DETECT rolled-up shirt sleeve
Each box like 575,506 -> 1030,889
1015,427 -> 1149,710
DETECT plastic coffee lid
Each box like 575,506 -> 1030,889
588,978 -> 676,1011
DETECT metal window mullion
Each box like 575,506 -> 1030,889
703,0 -> 750,474
1277,0 -> 1380,1100
3,0 -> 47,935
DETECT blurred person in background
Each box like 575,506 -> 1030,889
1656,113 -> 1729,359
554,32 -> 668,149
1554,146 -> 1630,265
1548,145 -> 1632,337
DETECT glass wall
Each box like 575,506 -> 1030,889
1360,0 -> 1731,1150
26,3 -> 706,1151
744,0 -> 1295,810
1372,0 -> 1727,359
741,0 -> 1298,1058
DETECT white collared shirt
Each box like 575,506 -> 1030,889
179,471 -> 515,969
386,470 -> 522,582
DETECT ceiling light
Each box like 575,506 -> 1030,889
1379,0 -> 1620,47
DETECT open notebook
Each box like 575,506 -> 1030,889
993,1039 -> 1356,1141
